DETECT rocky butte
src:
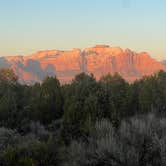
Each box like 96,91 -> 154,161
0,45 -> 166,84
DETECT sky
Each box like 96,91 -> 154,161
0,0 -> 166,60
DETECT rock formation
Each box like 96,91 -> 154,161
1,45 -> 166,84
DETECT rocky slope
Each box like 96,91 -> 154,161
1,45 -> 166,84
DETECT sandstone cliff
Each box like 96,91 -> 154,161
1,45 -> 166,84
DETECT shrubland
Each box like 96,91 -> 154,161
0,68 -> 166,165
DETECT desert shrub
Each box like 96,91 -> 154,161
0,124 -> 63,166
65,114 -> 166,166
0,128 -> 21,151
0,134 -> 63,166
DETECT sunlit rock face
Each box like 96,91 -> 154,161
84,46 -> 166,82
4,49 -> 82,84
1,45 -> 166,84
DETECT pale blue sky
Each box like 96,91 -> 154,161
0,0 -> 166,60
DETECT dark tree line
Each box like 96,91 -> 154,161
0,68 -> 166,165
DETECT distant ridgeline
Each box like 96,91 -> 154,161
0,45 -> 166,84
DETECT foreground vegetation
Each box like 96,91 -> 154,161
0,68 -> 166,166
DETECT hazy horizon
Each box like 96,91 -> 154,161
0,0 -> 166,60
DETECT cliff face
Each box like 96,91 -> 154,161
84,46 -> 166,82
1,45 -> 166,84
